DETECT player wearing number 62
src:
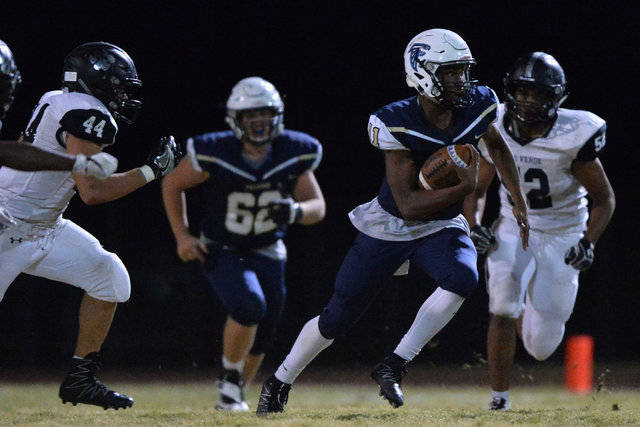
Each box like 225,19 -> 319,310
463,52 -> 615,411
0,42 -> 181,411
161,76 -> 325,411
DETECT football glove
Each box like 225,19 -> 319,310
143,135 -> 183,181
72,152 -> 118,180
267,198 -> 303,226
470,224 -> 495,255
564,238 -> 594,271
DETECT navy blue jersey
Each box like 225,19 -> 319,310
368,86 -> 498,220
188,129 -> 322,249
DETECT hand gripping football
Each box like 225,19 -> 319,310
418,145 -> 472,190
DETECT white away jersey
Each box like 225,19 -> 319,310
480,105 -> 606,234
0,90 -> 117,226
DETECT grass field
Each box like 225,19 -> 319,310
1,365 -> 639,426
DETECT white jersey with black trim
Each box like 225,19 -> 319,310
0,90 -> 117,226
480,104 -> 606,234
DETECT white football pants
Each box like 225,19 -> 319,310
487,217 -> 581,360
0,218 -> 130,303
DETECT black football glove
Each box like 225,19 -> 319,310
267,198 -> 303,226
144,135 -> 183,180
564,238 -> 594,271
470,224 -> 495,255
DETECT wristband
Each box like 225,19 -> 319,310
139,165 -> 156,183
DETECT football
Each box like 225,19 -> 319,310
418,145 -> 473,190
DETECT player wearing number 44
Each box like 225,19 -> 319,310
0,42 -> 181,411
1,40 -> 119,230
463,52 -> 615,411
161,77 -> 325,411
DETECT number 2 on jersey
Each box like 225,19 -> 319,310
506,167 -> 552,209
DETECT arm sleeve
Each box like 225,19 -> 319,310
576,123 -> 606,162
59,109 -> 117,146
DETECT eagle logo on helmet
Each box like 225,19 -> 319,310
409,43 -> 430,72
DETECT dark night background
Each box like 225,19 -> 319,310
0,1 -> 637,375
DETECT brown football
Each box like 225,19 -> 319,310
418,145 -> 473,190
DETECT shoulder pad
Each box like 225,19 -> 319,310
278,130 -> 323,172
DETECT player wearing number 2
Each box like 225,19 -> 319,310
162,76 -> 325,411
0,42 -> 181,410
463,52 -> 615,411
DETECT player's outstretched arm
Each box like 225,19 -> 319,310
0,140 -> 116,179
481,124 -> 529,249
161,157 -> 209,262
0,140 -> 76,170
67,134 -> 181,204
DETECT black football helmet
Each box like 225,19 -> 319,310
504,52 -> 567,124
0,40 -> 21,122
62,42 -> 142,124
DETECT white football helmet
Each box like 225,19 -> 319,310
403,29 -> 477,107
225,77 -> 284,145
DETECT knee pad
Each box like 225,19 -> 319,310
522,317 -> 565,361
85,252 -> 131,303
489,300 -> 523,319
523,334 -> 562,361
439,264 -> 478,298
229,292 -> 267,326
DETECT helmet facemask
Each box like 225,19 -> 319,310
110,80 -> 142,124
431,62 -> 477,108
504,82 -> 565,125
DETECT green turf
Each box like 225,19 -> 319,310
0,382 -> 638,426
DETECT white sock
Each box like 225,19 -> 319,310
275,316 -> 334,384
222,355 -> 244,373
393,287 -> 464,361
492,390 -> 510,400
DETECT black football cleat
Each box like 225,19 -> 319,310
370,359 -> 408,408
59,352 -> 133,410
256,374 -> 291,415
